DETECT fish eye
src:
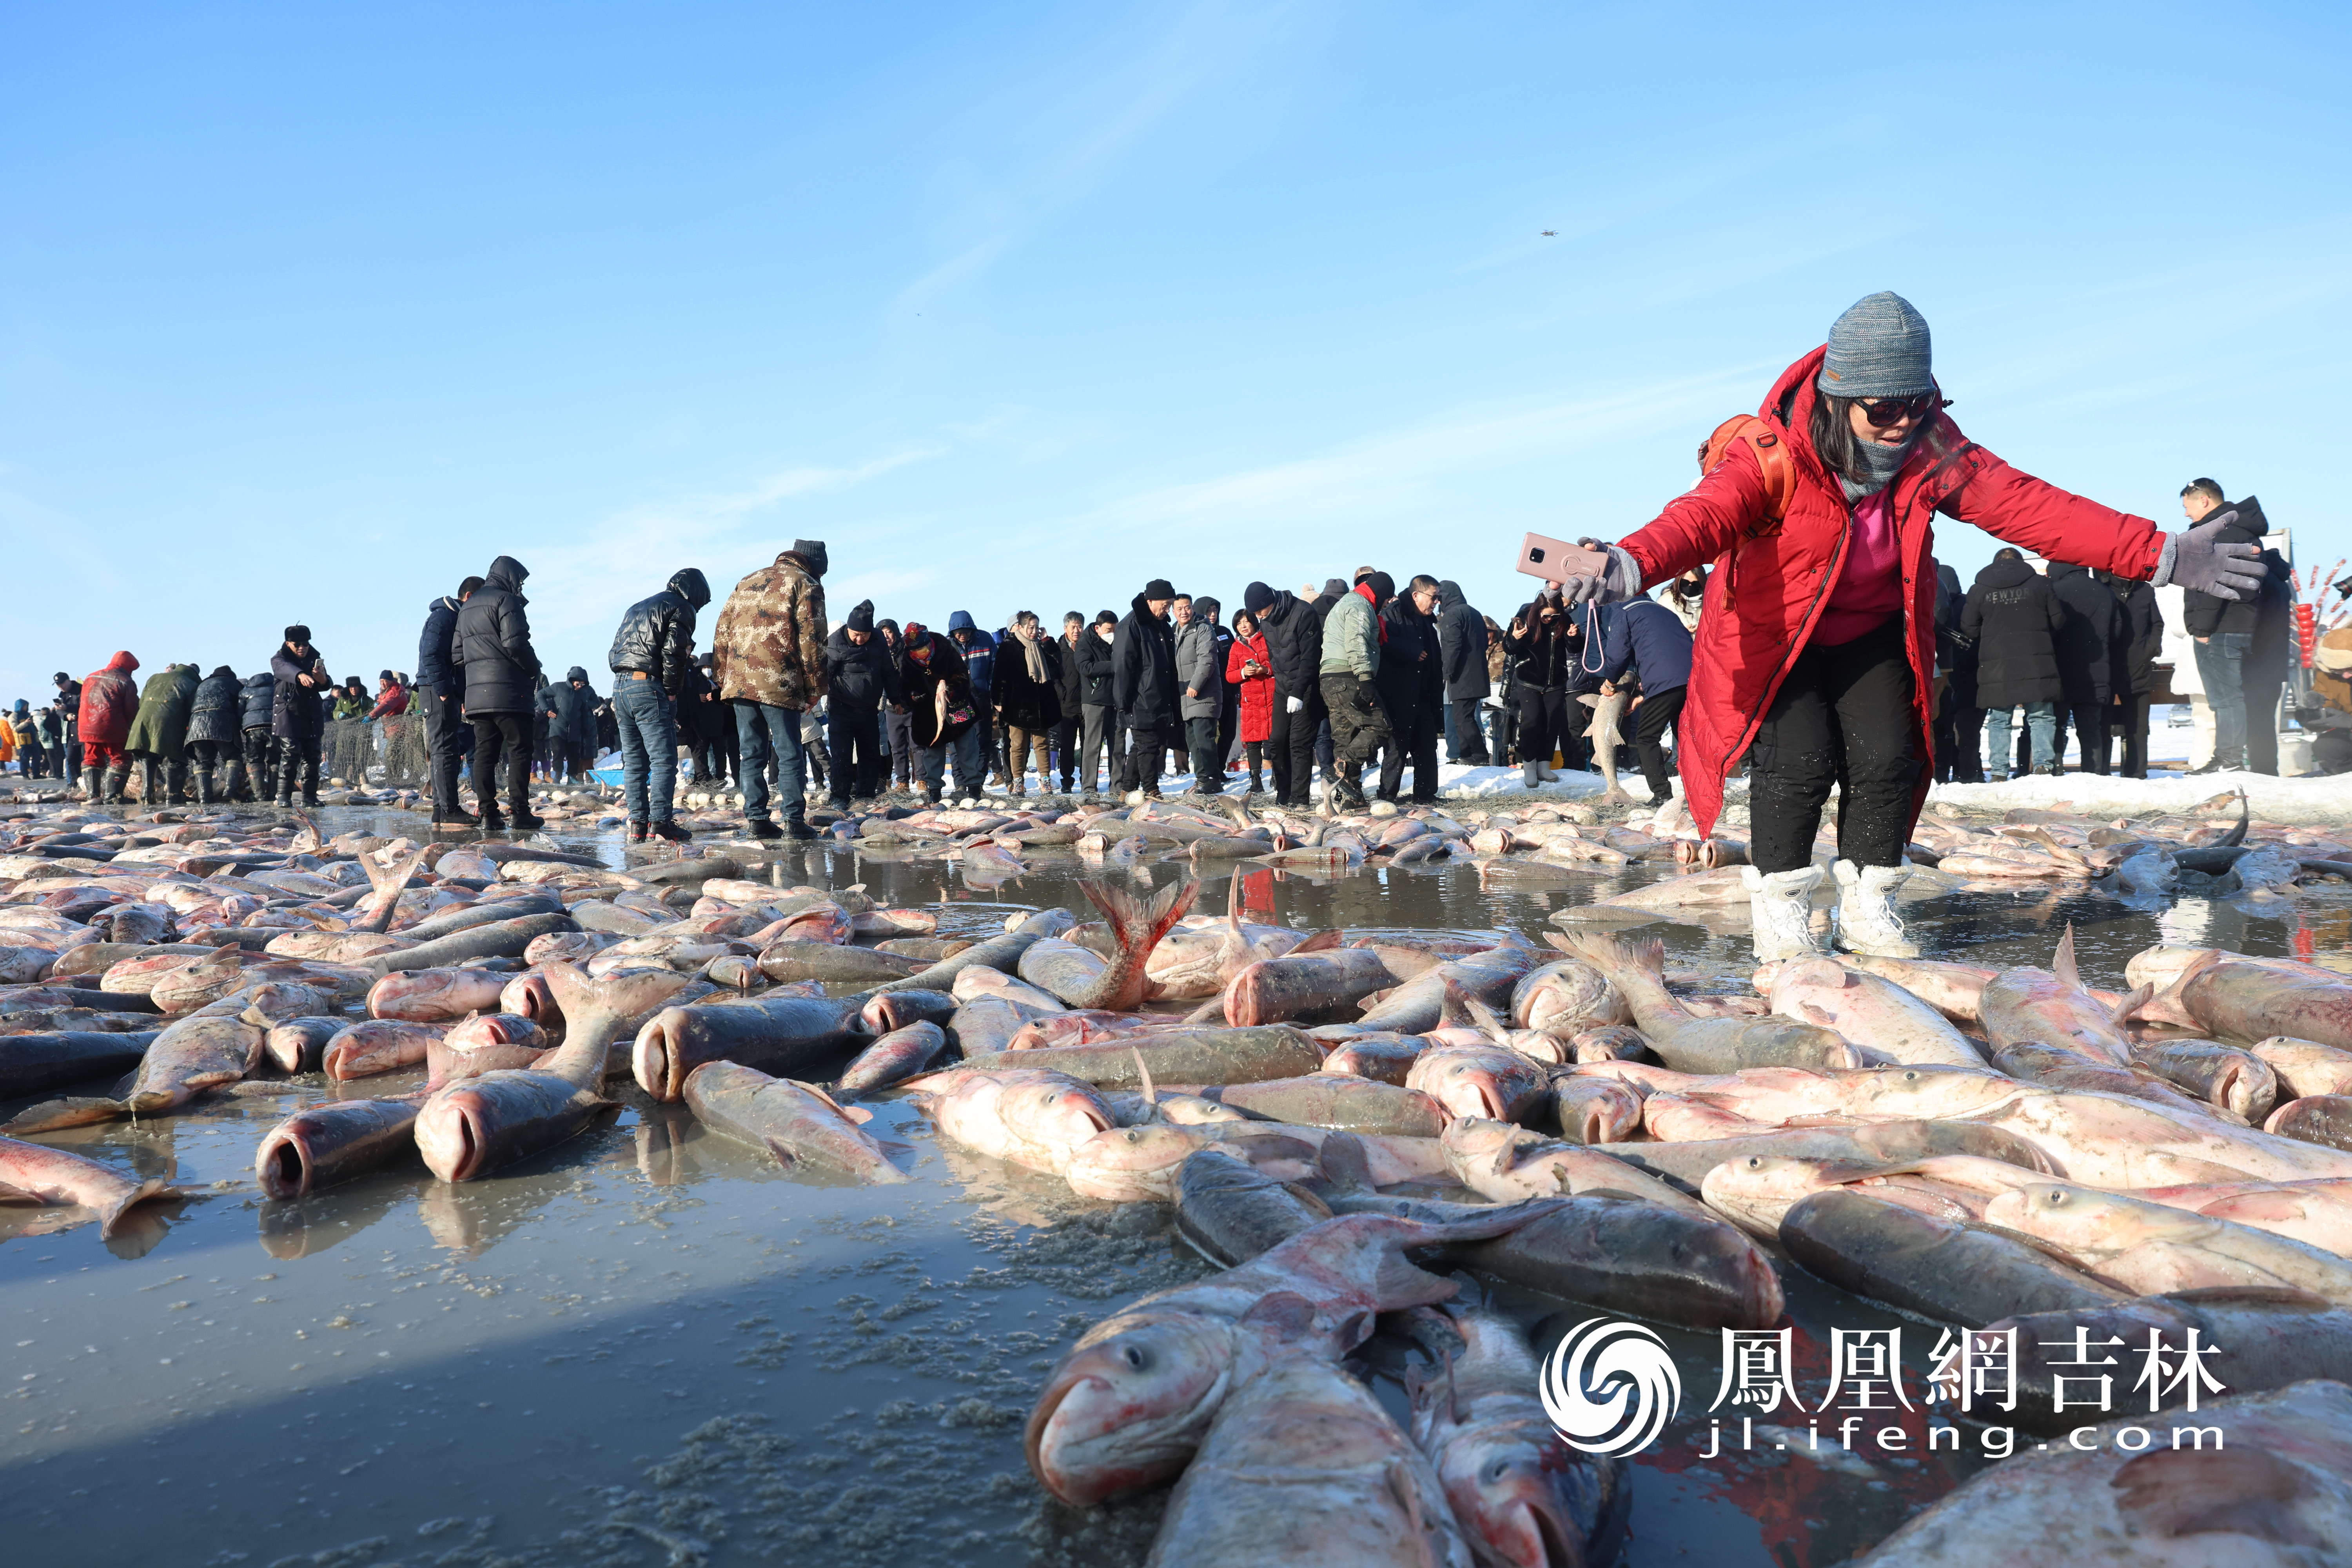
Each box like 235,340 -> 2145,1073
1744,1157 -> 1762,1170
1122,1344 -> 1149,1370
1485,1457 -> 1515,1482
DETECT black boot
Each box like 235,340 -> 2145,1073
193,767 -> 215,805
167,761 -> 191,805
80,765 -> 100,802
103,763 -> 131,804
138,758 -> 163,806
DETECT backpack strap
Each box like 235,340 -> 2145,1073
1701,414 -> 1796,522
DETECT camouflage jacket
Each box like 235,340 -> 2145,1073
713,552 -> 829,711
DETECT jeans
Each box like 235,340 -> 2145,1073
2194,632 -> 2253,768
1983,702 -> 2056,776
613,677 -> 678,824
951,725 -> 988,798
735,702 -> 807,824
468,713 -> 529,813
830,703 -> 882,802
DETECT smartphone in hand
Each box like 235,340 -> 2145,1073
1515,532 -> 1612,585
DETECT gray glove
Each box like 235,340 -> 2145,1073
1559,539 -> 1644,604
2152,511 -> 2267,601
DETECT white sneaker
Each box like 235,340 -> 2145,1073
1743,864 -> 1828,961
1834,859 -> 1918,957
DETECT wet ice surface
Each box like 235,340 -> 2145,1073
2,805 -> 2345,1568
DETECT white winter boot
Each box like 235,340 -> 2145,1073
1743,864 -> 1827,961
1834,859 -> 1918,958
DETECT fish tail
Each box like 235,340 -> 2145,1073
96,1177 -> 171,1239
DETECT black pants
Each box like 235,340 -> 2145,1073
1055,715 -> 1080,789
243,728 -> 278,799
2108,693 -> 2152,778
1748,617 -> 1918,874
1931,682 -> 1958,783
1320,673 -> 1390,766
1269,686 -> 1324,805
1377,693 -> 1440,801
1631,685 -> 1686,799
1449,696 -> 1491,764
829,704 -> 881,802
417,682 -> 467,811
1953,707 -> 1985,782
1120,720 -> 1166,793
469,712 -> 532,815
1240,739 -> 1265,786
1518,686 -> 1568,769
2247,680 -> 2284,775
1185,716 -> 1222,793
278,734 -> 323,802
2054,700 -> 2109,775
189,738 -> 233,797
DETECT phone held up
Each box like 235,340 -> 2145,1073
1515,532 -> 1611,587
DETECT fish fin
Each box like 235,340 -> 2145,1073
1292,928 -> 1345,954
0,1180 -> 42,1205
1795,1001 -> 1838,1027
1465,995 -> 1512,1043
2,1097 -> 127,1134
95,1178 -> 172,1240
788,1078 -> 871,1123
1438,978 -> 1472,1027
1238,1290 -> 1318,1338
2111,981 -> 2155,1026
1132,1048 -> 1158,1121
2054,924 -> 2080,992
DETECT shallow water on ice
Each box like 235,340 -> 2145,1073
2,805 -> 2347,1568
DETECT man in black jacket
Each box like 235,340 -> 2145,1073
823,600 -> 902,809
452,554 -> 543,831
2100,568 -> 2163,778
1435,581 -> 1490,765
2047,563 -> 2119,775
1053,613 -> 1086,792
417,575 -> 483,825
545,668 -> 601,784
2180,479 -> 2270,774
1373,580 -> 1437,803
186,666 -> 244,804
270,626 -> 331,807
1113,579 -> 1180,799
1248,580 -> 1324,808
1074,611 -> 1119,793
609,566 -> 709,840
1960,550 -> 2065,780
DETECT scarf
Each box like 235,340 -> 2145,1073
1011,622 -> 1049,685
1839,426 -> 1923,501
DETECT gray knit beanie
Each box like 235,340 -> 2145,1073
1818,292 -> 1932,399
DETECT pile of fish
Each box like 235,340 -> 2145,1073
7,786 -> 2352,1564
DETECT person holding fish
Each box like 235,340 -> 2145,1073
1547,291 -> 2268,961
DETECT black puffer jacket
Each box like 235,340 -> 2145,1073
270,643 -> 330,739
240,672 -> 275,731
824,626 -> 903,712
188,666 -> 243,746
1074,625 -> 1117,706
417,595 -> 464,690
1961,558 -> 2064,708
1112,595 -> 1180,728
2100,572 -> 2162,698
609,569 -> 710,697
452,556 -> 541,714
1256,590 -> 1323,699
2046,563 -> 2119,705
2183,497 -> 2270,639
547,667 -> 600,748
1436,582 -> 1488,701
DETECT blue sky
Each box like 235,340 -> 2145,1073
2,3 -> 2345,700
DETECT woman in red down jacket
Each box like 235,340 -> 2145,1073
1225,608 -> 1276,796
1556,292 -> 2267,962
76,650 -> 142,802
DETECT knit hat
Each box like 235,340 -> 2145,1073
1363,571 -> 1396,603
790,539 -> 829,577
1819,292 -> 1933,398
846,601 -> 874,633
1143,578 -> 1176,600
1243,581 -> 1276,615
1322,577 -> 1348,599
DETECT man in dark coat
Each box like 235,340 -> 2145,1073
416,575 -> 483,825
1959,549 -> 2064,780
606,567 -> 709,838
2046,563 -> 2120,775
2098,568 -> 2163,778
51,673 -> 79,764
127,662 -> 200,805
1053,613 -> 1086,793
2247,542 -> 2295,776
1249,581 -> 1324,808
1435,580 -> 1490,765
270,626 -> 331,807
450,555 -> 543,830
1073,610 -> 1120,793
239,670 -> 277,802
186,665 -> 245,803
823,600 -> 902,809
1113,579 -> 1180,799
545,668 -> 601,783
2180,480 -> 2269,774
1373,581 -> 1436,803
1931,564 -> 1977,783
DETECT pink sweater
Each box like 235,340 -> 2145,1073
1813,486 -> 1904,646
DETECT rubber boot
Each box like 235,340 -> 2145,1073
103,763 -> 131,805
167,761 -> 191,805
138,758 -> 163,807
225,759 -> 250,802
1833,859 -> 1919,958
80,766 -> 100,803
194,766 -> 215,805
1521,758 -> 1544,791
1743,864 -> 1828,962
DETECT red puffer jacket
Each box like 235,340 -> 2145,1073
1225,632 -> 1275,744
1618,348 -> 2166,840
77,651 -> 142,748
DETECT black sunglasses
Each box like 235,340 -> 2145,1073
1858,391 -> 1947,428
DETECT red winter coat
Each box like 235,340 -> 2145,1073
1225,632 -> 1275,743
1618,348 -> 2166,841
77,651 -> 142,748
